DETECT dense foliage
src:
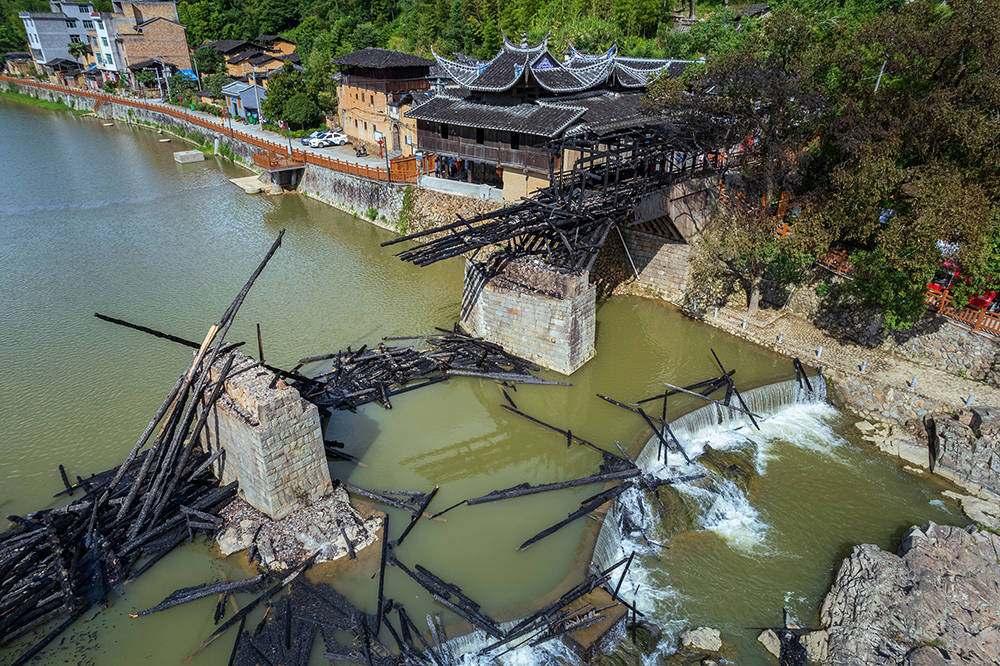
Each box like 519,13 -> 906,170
648,0 -> 1000,328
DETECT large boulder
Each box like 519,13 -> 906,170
927,409 -> 1000,497
680,626 -> 722,653
820,523 -> 1000,665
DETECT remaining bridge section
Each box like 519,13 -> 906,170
386,123 -> 728,374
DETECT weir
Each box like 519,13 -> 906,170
592,376 -> 827,574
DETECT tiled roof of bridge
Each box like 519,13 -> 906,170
405,95 -> 586,137
433,35 -> 699,94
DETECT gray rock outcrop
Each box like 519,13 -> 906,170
818,522 -> 1000,665
680,626 -> 722,653
927,407 -> 1000,498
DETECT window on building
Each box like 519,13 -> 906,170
354,119 -> 358,128
83,19 -> 93,28
476,128 -> 484,144
440,123 -> 448,139
101,36 -> 107,46
510,132 -> 519,150
95,52 -> 102,63
95,20 -> 102,28
69,34 -> 80,43
78,5 -> 88,12
65,19 -> 76,27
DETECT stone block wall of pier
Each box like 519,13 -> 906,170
200,351 -> 332,520
460,259 -> 596,375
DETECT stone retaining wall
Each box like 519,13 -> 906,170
200,351 -> 332,520
826,369 -> 951,425
621,230 -> 691,302
460,259 -> 596,375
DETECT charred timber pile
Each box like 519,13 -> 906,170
0,232 -> 287,664
296,326 -> 559,412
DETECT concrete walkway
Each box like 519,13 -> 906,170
699,303 -> 1000,412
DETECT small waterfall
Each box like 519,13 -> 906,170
442,375 -> 827,664
634,376 -> 826,471
592,376 -> 824,574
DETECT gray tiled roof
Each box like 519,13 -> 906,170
331,48 -> 433,70
405,95 -> 586,137
435,35 -> 698,94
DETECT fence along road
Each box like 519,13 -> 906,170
1,75 -> 420,184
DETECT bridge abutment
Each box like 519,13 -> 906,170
199,350 -> 332,520
460,259 -> 596,375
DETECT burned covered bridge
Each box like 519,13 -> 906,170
384,123 -> 739,373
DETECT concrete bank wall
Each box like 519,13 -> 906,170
300,170 -> 504,234
5,80 -> 260,164
6,80 -> 501,237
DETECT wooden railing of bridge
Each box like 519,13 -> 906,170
1,75 -> 420,184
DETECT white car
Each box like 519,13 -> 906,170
323,131 -> 348,146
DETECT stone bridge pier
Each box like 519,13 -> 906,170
199,350 -> 332,519
458,177 -> 716,375
460,258 -> 596,375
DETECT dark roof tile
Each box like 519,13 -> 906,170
331,48 -> 433,70
405,95 -> 585,137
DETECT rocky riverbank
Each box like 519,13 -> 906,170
798,523 -> 1000,665
851,407 -> 1000,529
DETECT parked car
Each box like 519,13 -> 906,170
927,260 -> 997,309
304,131 -> 349,148
324,131 -> 348,146
300,130 -> 327,145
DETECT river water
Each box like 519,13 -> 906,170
0,99 -> 965,665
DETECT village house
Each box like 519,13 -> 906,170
18,1 -> 93,72
408,33 -> 698,201
332,47 -> 434,157
18,0 -> 191,89
222,80 -> 266,121
2,52 -> 37,77
112,1 -> 192,86
205,36 -> 297,81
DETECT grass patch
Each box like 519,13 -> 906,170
0,89 -> 74,111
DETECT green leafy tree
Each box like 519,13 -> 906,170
648,7 -> 826,314
202,72 -> 229,98
167,71 -> 197,104
283,90 -> 321,128
804,0 -> 1000,328
193,45 -> 225,75
67,40 -> 92,61
259,66 -> 301,122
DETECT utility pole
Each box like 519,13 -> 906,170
250,66 -> 262,125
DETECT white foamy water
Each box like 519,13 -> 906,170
444,377 -> 834,664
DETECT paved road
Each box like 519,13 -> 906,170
122,93 -> 388,169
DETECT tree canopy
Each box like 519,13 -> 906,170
645,0 -> 1000,328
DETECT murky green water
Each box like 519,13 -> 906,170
0,100 -> 965,665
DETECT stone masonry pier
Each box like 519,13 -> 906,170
460,258 -> 596,375
199,350 -> 332,520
